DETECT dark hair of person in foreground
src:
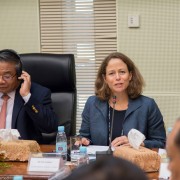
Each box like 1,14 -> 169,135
63,156 -> 148,180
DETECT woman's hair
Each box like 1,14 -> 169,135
95,52 -> 145,100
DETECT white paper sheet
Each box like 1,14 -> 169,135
86,145 -> 115,160
158,148 -> 171,179
158,148 -> 167,159
86,145 -> 109,155
159,162 -> 171,179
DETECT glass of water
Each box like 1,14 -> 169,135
70,136 -> 82,164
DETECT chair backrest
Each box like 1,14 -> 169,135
20,53 -> 77,144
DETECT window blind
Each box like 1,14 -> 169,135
39,0 -> 117,133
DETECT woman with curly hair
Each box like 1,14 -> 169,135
79,52 -> 166,149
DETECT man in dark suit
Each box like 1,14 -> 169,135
0,49 -> 57,143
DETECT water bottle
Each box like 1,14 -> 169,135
80,146 -> 89,164
167,127 -> 172,136
13,176 -> 23,180
77,146 -> 89,166
56,126 -> 67,162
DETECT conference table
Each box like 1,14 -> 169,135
0,145 -> 159,180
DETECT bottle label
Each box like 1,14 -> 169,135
56,142 -> 67,153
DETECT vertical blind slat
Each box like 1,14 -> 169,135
39,0 -> 117,133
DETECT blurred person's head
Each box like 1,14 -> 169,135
64,156 -> 148,180
167,117 -> 180,180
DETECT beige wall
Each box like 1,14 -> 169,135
0,0 -> 40,53
117,0 -> 180,129
0,0 -> 179,129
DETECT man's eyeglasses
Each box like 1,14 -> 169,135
0,74 -> 17,81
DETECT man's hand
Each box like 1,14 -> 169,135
18,71 -> 31,97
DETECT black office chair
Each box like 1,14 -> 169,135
20,53 -> 77,144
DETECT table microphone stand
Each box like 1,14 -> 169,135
96,96 -> 116,159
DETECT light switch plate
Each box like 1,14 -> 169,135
128,14 -> 140,28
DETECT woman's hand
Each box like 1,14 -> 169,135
81,137 -> 90,146
74,137 -> 90,146
111,136 -> 129,147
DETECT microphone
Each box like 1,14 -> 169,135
107,95 -> 116,153
96,95 -> 116,159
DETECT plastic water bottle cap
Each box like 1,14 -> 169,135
13,176 -> 23,180
167,127 -> 172,133
80,146 -> 87,153
58,126 -> 64,132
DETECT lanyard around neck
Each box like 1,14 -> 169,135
108,104 -> 124,144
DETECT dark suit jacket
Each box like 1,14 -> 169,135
79,95 -> 166,148
12,82 -> 57,143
